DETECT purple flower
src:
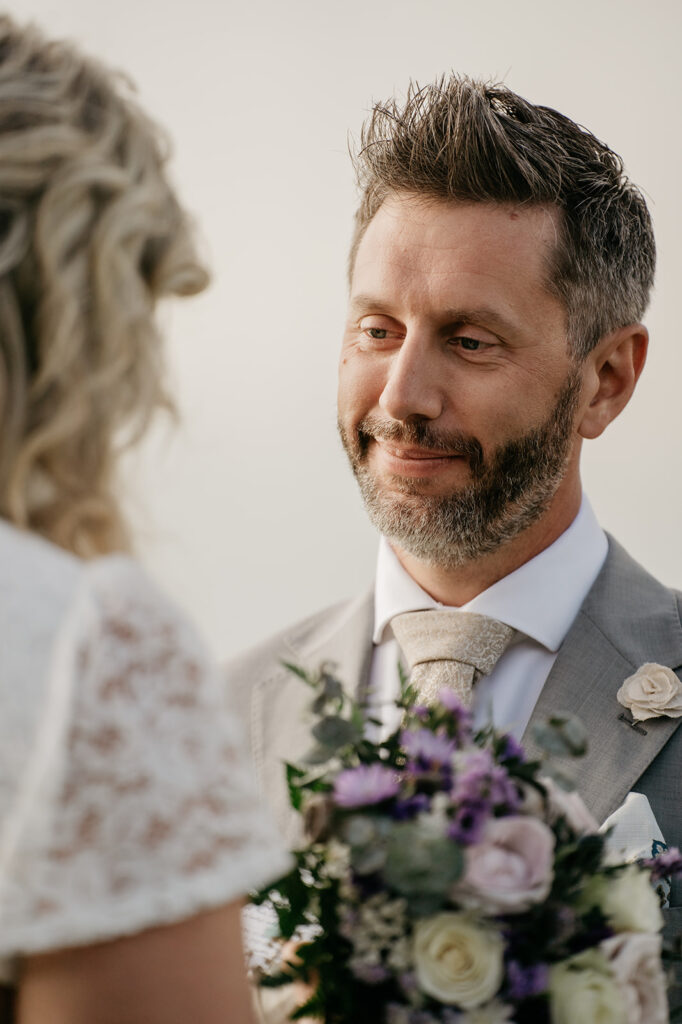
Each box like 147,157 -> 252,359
401,728 -> 456,767
397,971 -> 418,996
392,793 -> 431,820
488,767 -> 522,811
448,798 -> 491,844
350,962 -> 389,984
333,764 -> 400,808
498,733 -> 527,764
643,846 -> 682,882
506,959 -> 549,999
437,689 -> 474,735
452,749 -> 521,812
437,688 -> 468,715
454,747 -> 495,780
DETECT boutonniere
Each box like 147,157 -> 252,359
617,663 -> 682,722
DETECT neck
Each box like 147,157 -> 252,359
391,475 -> 583,606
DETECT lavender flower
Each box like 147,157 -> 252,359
437,689 -> 474,735
452,749 -> 521,812
506,959 -> 549,999
393,793 -> 431,821
453,747 -> 495,780
643,845 -> 682,882
488,767 -> 522,811
448,798 -> 491,844
498,733 -> 527,763
397,970 -> 418,997
401,728 -> 456,767
350,961 -> 390,984
334,763 -> 400,808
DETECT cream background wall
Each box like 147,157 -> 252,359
14,0 -> 682,658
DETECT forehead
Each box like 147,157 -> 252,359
351,194 -> 562,311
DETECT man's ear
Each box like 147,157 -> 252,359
577,324 -> 648,440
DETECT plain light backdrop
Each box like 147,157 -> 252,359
14,0 -> 682,659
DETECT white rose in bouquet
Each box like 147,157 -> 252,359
580,863 -> 663,933
454,816 -> 555,914
550,950 -> 626,1024
600,932 -> 668,1024
458,1000 -> 517,1023
413,912 -> 504,1008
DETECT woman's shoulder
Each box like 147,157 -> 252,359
0,519 -> 85,613
0,527 -> 291,960
0,518 -> 196,651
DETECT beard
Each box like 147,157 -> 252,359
338,368 -> 583,569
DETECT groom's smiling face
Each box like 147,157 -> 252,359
337,193 -> 589,568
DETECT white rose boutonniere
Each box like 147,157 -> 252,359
616,662 -> 682,722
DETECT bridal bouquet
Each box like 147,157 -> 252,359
250,664 -> 682,1023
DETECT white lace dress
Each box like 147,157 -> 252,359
0,519 -> 290,978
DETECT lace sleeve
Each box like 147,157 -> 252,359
0,557 -> 290,956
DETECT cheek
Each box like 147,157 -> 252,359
462,374 -> 558,433
337,356 -> 386,418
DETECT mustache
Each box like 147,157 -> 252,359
350,411 -> 483,475
355,415 -> 484,470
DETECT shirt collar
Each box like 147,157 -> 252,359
373,495 -> 608,652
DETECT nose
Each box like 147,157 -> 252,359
379,334 -> 444,422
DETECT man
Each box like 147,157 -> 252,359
230,78 -> 682,926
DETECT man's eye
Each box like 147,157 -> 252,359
457,337 -> 481,351
367,328 -> 388,340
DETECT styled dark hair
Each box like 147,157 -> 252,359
350,76 -> 655,358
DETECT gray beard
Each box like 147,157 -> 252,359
338,369 -> 582,569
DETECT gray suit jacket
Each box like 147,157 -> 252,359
228,536 -> 682,941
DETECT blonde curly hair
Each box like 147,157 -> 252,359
0,16 -> 209,557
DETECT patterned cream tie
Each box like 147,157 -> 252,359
391,609 -> 516,708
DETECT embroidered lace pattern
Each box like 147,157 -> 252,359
0,555 -> 289,955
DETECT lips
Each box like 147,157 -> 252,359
370,438 -> 468,480
375,440 -> 463,461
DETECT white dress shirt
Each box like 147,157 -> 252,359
368,495 -> 608,740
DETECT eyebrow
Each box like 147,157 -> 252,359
349,295 -> 520,338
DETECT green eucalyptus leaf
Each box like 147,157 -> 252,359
341,815 -> 378,847
319,670 -> 344,702
312,716 -> 360,750
290,995 -> 324,1021
285,763 -> 307,811
406,893 -> 445,917
281,660 -> 315,685
532,712 -> 588,759
384,822 -> 463,897
351,844 -> 388,875
541,760 -> 577,792
302,744 -> 335,766
311,692 -> 330,715
258,971 -> 299,989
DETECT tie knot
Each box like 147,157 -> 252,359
391,609 -> 515,678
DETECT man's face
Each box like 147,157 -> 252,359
337,194 -> 587,568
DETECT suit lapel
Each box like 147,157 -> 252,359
522,537 -> 682,822
253,589 -> 374,843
